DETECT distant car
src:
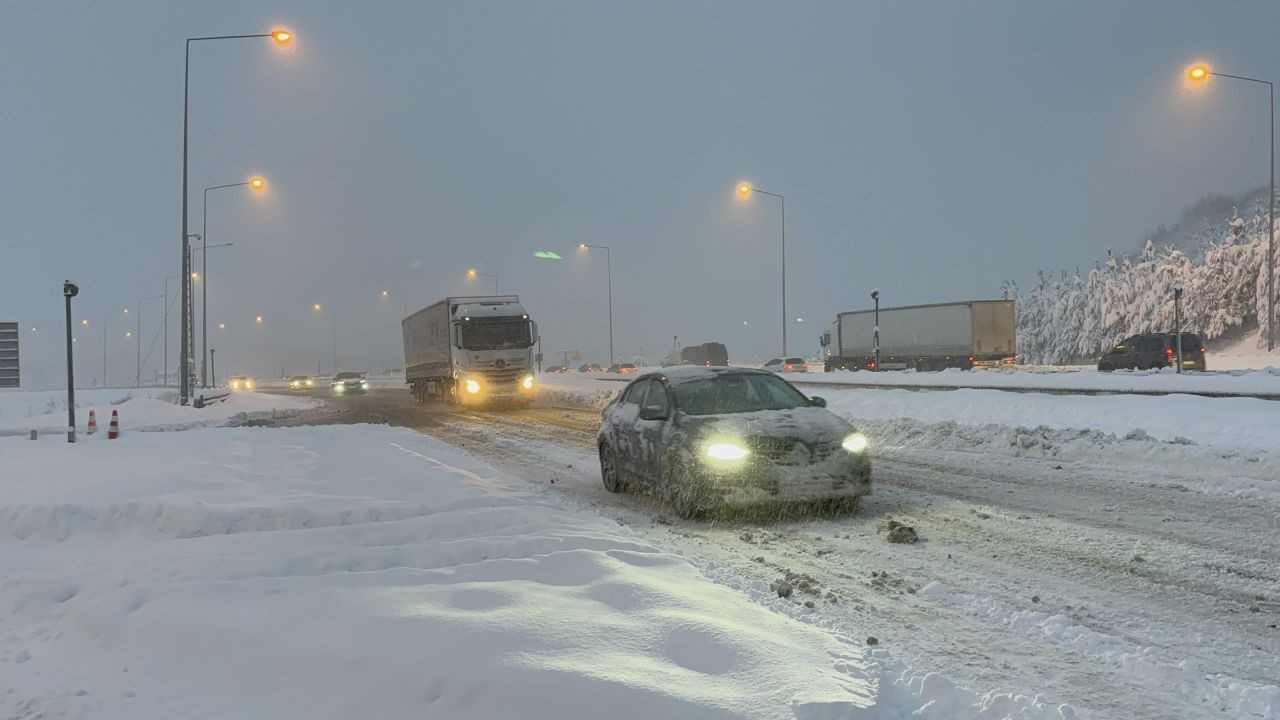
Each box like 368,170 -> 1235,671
597,366 -> 870,518
607,363 -> 638,374
1097,333 -> 1205,372
228,375 -> 254,391
764,357 -> 809,373
545,365 -> 572,373
288,375 -> 315,389
578,363 -> 603,373
330,371 -> 369,394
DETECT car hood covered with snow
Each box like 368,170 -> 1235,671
677,406 -> 855,446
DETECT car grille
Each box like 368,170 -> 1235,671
747,436 -> 838,466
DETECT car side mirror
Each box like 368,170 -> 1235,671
809,396 -> 827,408
639,407 -> 668,421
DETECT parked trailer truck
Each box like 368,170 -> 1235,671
820,300 -> 1016,371
402,295 -> 538,404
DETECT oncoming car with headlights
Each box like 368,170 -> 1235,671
597,366 -> 870,518
288,375 -> 314,390
330,371 -> 369,394
228,375 -> 254,391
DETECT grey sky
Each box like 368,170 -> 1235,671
4,0 -> 1280,387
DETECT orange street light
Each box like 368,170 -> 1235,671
249,176 -> 266,190
737,182 -> 752,197
272,29 -> 293,44
733,180 -> 788,355
313,303 -> 322,311
1188,64 -> 1210,82
218,322 -> 226,330
255,315 -> 264,324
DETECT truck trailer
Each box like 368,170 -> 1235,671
820,300 -> 1016,371
402,295 -> 538,404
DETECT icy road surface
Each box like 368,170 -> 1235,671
257,385 -> 1280,720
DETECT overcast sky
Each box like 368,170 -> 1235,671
4,0 -> 1280,387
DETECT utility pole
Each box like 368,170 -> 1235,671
209,348 -> 216,387
1173,284 -> 1184,374
63,281 -> 79,443
871,289 -> 881,371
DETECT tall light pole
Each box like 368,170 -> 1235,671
578,244 -> 614,364
63,281 -> 79,443
1187,63 -> 1274,351
736,182 -> 788,356
467,268 -> 499,294
180,29 -> 292,406
314,303 -> 337,372
871,289 -> 881,371
201,177 -> 264,386
136,294 -> 164,387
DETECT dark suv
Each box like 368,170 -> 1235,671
1097,333 -> 1205,372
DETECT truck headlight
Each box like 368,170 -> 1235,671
521,375 -> 534,390
705,442 -> 750,461
842,432 -> 868,453
465,379 -> 481,394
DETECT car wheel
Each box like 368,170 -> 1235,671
661,457 -> 719,519
599,444 -> 626,493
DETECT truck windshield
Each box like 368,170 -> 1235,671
460,320 -> 532,350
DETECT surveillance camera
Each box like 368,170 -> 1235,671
63,280 -> 79,298
870,290 -> 880,301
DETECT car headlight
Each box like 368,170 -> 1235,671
842,432 -> 868,453
307,380 -> 313,386
465,379 -> 481,394
706,442 -> 750,461
334,383 -> 345,392
521,375 -> 534,390
361,381 -> 369,388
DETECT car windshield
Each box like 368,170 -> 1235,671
335,372 -> 361,380
671,373 -> 811,415
460,319 -> 532,350
290,376 -> 307,381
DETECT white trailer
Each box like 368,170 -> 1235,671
820,300 -> 1016,371
402,295 -> 538,404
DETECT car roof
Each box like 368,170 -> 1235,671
636,365 -> 771,383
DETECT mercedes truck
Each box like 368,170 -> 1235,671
403,295 -> 538,404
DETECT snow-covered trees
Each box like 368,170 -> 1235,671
1009,205 -> 1277,364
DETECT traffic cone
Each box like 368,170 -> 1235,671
107,410 -> 120,440
87,410 -> 97,436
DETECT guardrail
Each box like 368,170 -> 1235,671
193,388 -> 231,408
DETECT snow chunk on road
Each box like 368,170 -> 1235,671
0,425 -> 876,719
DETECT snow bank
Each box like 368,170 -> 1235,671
795,366 -> 1280,397
0,388 -> 317,436
0,425 -> 883,719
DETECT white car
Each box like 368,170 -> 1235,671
763,357 -> 809,373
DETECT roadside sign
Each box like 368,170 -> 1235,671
0,322 -> 18,388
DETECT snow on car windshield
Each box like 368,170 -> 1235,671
672,373 -> 810,415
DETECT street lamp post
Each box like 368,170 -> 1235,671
578,244 -> 614,364
63,281 -> 79,443
164,274 -> 180,388
871,289 -> 881,371
1187,64 -> 1274,351
136,294 -> 164,387
180,30 -> 292,406
736,182 -> 788,356
467,269 -> 499,294
201,178 -> 264,386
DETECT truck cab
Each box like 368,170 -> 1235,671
451,301 -> 538,401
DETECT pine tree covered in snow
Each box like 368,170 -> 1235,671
1007,200 -> 1278,364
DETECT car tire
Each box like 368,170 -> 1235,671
661,458 -> 719,519
599,444 -> 626,493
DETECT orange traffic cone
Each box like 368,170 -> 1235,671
87,409 -> 97,436
107,410 -> 120,440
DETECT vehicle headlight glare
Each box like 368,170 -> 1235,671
706,442 -> 750,461
521,375 -> 534,390
334,383 -> 345,393
465,379 -> 481,394
842,432 -> 868,453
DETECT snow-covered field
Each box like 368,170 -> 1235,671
0,387 -> 317,437
1,422 -> 1097,719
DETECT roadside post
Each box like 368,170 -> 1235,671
1173,284 -> 1184,374
63,280 -> 79,443
870,289 -> 881,372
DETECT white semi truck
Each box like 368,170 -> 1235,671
820,299 -> 1016,371
402,295 -> 538,404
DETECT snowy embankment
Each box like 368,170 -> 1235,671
0,388 -> 317,436
536,373 -> 1280,468
1,424 -> 936,719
